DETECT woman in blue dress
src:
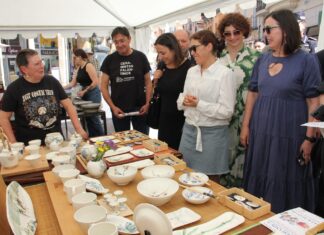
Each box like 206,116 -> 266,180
240,9 -> 321,213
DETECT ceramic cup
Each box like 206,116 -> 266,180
59,146 -> 77,165
72,192 -> 97,210
28,139 -> 41,147
52,164 -> 75,180
88,222 -> 118,235
59,168 -> 80,184
52,155 -> 71,166
0,150 -> 19,168
49,142 -> 60,151
74,205 -> 107,233
25,154 -> 41,167
25,145 -> 40,155
64,178 -> 85,203
10,142 -> 24,160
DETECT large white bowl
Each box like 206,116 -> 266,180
137,178 -> 179,206
141,165 -> 175,179
107,165 -> 137,185
59,168 -> 80,183
74,205 -> 107,233
72,192 -> 97,210
182,186 -> 213,204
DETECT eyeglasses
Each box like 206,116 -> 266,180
263,25 -> 280,34
223,30 -> 241,38
189,44 -> 203,53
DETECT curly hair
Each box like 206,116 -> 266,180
218,13 -> 251,38
191,30 -> 225,57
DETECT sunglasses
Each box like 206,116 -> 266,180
223,30 -> 241,37
263,25 -> 280,34
189,44 -> 203,53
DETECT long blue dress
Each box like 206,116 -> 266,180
243,50 -> 321,213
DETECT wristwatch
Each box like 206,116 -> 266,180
305,136 -> 316,143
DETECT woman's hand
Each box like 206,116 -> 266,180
300,140 -> 314,164
77,90 -> 86,98
183,95 -> 198,107
240,125 -> 249,147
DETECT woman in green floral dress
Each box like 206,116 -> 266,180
217,13 -> 261,187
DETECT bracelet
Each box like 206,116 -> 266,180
305,136 -> 316,143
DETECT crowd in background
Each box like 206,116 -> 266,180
1,8 -> 324,216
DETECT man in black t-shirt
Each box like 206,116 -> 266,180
100,27 -> 152,134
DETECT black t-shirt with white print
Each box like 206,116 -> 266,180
100,49 -> 151,112
1,75 -> 67,145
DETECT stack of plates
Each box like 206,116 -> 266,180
73,100 -> 93,112
80,103 -> 101,113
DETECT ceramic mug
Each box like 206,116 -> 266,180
59,146 -> 77,165
28,139 -> 41,147
59,168 -> 80,184
88,222 -> 118,235
0,150 -> 19,168
52,155 -> 71,166
64,178 -> 85,203
10,142 -> 24,160
25,145 -> 40,155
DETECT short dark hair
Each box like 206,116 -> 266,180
73,48 -> 88,60
16,49 -> 38,69
111,27 -> 130,39
265,9 -> 301,55
191,30 -> 225,57
154,33 -> 184,67
218,13 -> 251,38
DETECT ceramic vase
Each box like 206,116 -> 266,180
87,160 -> 107,178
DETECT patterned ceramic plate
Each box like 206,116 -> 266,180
121,159 -> 155,169
78,175 -> 109,194
90,135 -> 115,143
130,148 -> 154,158
106,153 -> 134,163
107,215 -> 139,234
167,207 -> 201,229
6,181 -> 37,235
178,172 -> 209,186
104,146 -> 133,157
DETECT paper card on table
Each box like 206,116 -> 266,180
260,207 -> 324,235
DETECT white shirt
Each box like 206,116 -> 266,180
177,60 -> 236,151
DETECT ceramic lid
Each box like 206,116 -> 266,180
133,203 -> 172,235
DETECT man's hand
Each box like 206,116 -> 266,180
112,106 -> 124,119
139,103 -> 149,115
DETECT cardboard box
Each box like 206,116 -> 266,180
154,153 -> 186,171
218,187 -> 271,220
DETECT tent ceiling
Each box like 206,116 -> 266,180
0,0 -> 255,39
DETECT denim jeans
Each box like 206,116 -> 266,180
112,113 -> 149,135
82,86 -> 105,137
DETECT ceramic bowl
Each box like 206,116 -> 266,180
72,192 -> 97,210
25,145 -> 40,155
0,150 -> 19,168
46,151 -> 59,161
74,205 -> 107,233
59,168 -> 80,183
28,139 -> 41,146
182,186 -> 213,204
141,165 -> 175,179
70,133 -> 83,146
45,132 -> 64,147
52,155 -> 71,166
25,154 -> 41,167
107,165 -> 137,186
81,144 -> 97,161
137,178 -> 179,206
88,222 -> 118,235
52,164 -> 75,179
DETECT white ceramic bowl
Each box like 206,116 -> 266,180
25,154 -> 41,167
45,132 -> 64,147
182,186 -> 213,204
141,165 -> 175,179
107,165 -> 137,186
72,192 -> 97,210
74,205 -> 107,233
88,222 -> 118,235
52,164 -> 75,178
59,168 -> 80,183
25,145 -> 40,155
52,155 -> 71,166
28,139 -> 41,146
137,178 -> 179,206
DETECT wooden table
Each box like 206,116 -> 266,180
43,170 -> 273,235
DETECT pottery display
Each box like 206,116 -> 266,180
107,165 -> 137,185
141,165 -> 175,179
86,160 -> 107,178
74,205 -> 107,233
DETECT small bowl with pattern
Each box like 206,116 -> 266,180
182,186 -> 213,204
107,165 -> 137,186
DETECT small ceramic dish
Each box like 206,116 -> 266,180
106,153 -> 134,163
178,172 -> 209,186
107,165 -> 137,186
141,165 -> 175,179
182,186 -> 213,204
104,146 -> 133,157
130,148 -> 154,158
78,175 -> 109,194
107,215 -> 139,234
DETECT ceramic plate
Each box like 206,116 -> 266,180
130,148 -> 154,158
121,159 -> 155,169
166,207 -> 201,229
179,172 -> 209,186
90,135 -> 115,143
106,153 -> 134,163
134,203 -> 172,235
107,215 -> 139,234
173,211 -> 245,235
78,175 -> 109,194
6,181 -> 37,235
104,146 -> 133,157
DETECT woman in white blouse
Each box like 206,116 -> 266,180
177,30 -> 236,182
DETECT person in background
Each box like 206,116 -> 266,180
240,9 -> 320,213
254,40 -> 266,52
177,30 -> 236,182
64,49 -> 104,137
0,49 -> 88,145
100,27 -> 152,134
217,12 -> 261,187
154,33 -> 191,149
295,12 -> 317,53
84,48 -> 101,77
